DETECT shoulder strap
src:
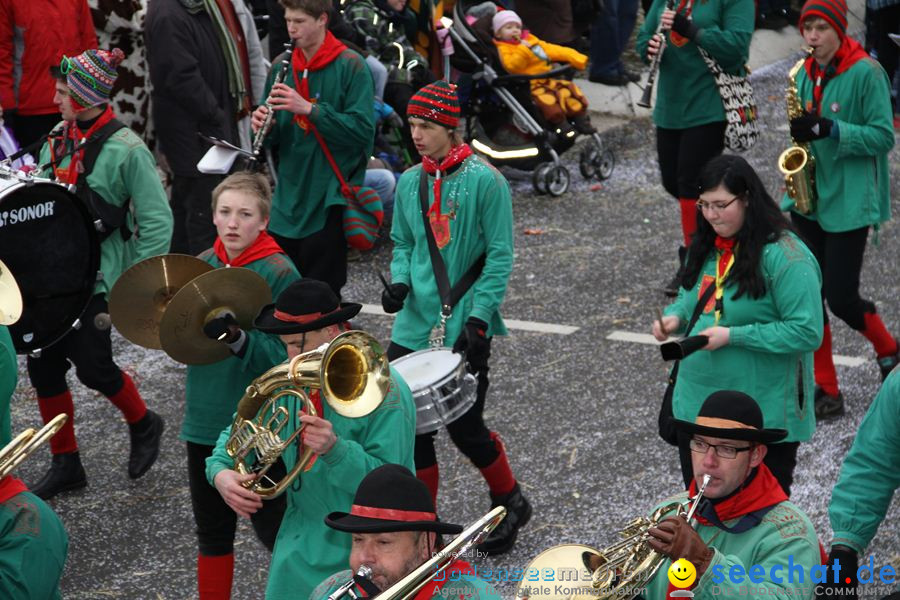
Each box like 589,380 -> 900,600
668,282 -> 716,381
79,119 -> 127,181
75,119 -> 132,241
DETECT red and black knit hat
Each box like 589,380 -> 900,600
799,0 -> 848,37
407,80 -> 460,129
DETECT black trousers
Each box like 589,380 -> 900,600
791,216 -> 872,331
387,341 -> 499,470
676,430 -> 800,496
270,206 -> 347,299
185,441 -> 285,556
656,121 -> 727,199
10,112 -> 62,151
170,174 -> 220,256
26,294 -> 124,398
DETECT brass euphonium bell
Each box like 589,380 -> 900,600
226,330 -> 391,498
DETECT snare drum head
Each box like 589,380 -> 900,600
0,180 -> 100,353
390,348 -> 462,392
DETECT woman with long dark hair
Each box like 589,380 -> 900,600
651,155 -> 823,495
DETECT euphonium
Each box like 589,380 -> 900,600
0,414 -> 68,478
252,41 -> 294,159
778,48 -> 816,215
226,331 -> 391,498
515,475 -> 711,600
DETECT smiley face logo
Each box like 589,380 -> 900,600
668,558 -> 697,588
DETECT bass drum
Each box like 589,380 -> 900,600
0,174 -> 100,354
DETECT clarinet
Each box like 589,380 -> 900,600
252,40 -> 294,159
637,0 -> 675,109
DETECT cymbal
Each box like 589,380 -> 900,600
159,268 -> 271,365
109,254 -> 215,349
0,258 -> 23,326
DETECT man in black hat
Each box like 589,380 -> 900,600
642,391 -> 820,600
310,464 -> 502,599
205,279 -> 417,600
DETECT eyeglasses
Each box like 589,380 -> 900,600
59,57 -> 103,91
696,195 -> 741,213
689,438 -> 753,459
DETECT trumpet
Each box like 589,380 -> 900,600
0,414 -> 68,479
252,41 -> 294,159
637,0 -> 675,109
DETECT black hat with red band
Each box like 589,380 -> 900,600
325,465 -> 463,534
254,279 -> 361,335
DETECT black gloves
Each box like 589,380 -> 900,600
819,546 -> 858,598
203,312 -> 241,344
452,317 -> 490,370
790,113 -> 833,142
381,283 -> 409,314
671,13 -> 699,41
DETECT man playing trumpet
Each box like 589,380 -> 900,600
645,391 -> 819,600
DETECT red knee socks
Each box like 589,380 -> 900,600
478,432 -> 516,497
416,465 -> 439,508
107,372 -> 147,424
861,311 -> 899,358
37,390 -> 77,454
679,198 -> 698,247
814,324 -> 840,397
197,553 -> 234,600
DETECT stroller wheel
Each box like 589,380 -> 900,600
596,148 -> 615,180
546,165 -> 571,197
532,162 -> 553,194
579,142 -> 615,181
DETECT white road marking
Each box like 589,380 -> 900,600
606,330 -> 868,367
358,304 -> 580,335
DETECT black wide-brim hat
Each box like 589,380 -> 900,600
325,465 -> 463,535
670,390 -> 788,444
254,279 -> 362,335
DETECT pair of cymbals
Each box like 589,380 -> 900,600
0,258 -> 23,326
109,254 -> 271,365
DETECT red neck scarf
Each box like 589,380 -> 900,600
689,463 -> 788,525
291,31 -> 347,131
421,144 -> 473,247
50,105 -> 116,185
212,230 -> 284,267
803,36 -> 869,115
0,475 -> 28,503
669,0 -> 694,47
413,559 -> 475,600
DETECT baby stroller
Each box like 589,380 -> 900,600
443,0 -> 614,196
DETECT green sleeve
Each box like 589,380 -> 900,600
0,327 -> 14,447
389,169 -> 418,287
205,422 -> 236,485
829,371 -> 900,555
308,52 -> 375,153
663,263 -> 703,333
123,143 -> 174,262
240,263 -> 300,374
728,246 -> 823,353
0,495 -> 67,600
636,0 -> 665,64
468,168 -> 514,325
832,62 -> 895,159
695,0 -> 754,72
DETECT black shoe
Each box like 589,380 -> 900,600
663,246 -> 687,298
30,451 -> 87,500
475,483 -> 532,555
588,72 -> 630,86
814,386 -> 845,420
128,410 -> 164,479
572,114 -> 596,135
877,353 -> 899,381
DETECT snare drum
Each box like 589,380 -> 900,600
0,172 -> 100,354
391,348 -> 478,435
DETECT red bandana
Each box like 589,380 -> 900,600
212,230 -> 284,267
50,105 -> 116,185
421,144 -> 473,249
0,475 -> 28,503
291,31 -> 348,131
413,559 -> 475,600
668,0 -> 694,47
803,36 -> 869,115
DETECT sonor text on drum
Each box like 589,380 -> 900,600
0,201 -> 56,227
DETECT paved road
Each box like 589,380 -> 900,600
9,53 -> 899,599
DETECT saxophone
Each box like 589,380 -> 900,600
778,49 -> 816,215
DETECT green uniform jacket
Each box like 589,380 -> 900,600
205,366 -> 416,600
390,157 -> 513,350
664,234 -> 822,442
645,493 -> 820,600
263,49 -> 375,240
0,327 -> 14,447
829,368 -> 900,555
181,250 -> 300,445
39,124 -> 174,297
782,57 -> 894,233
310,569 -> 502,599
0,487 -> 68,600
636,0 -> 754,129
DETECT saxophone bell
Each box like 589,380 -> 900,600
779,47 -> 817,215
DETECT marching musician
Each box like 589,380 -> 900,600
184,172 -> 300,599
26,48 -> 173,500
310,464 -> 501,599
785,0 -> 897,419
380,80 -> 530,556
644,391 -> 820,600
206,279 -> 416,600
821,367 -> 900,597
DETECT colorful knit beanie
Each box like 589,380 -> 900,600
492,10 -> 522,34
61,48 -> 125,110
799,0 -> 848,38
407,80 -> 460,129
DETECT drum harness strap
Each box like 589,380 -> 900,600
417,166 -> 486,347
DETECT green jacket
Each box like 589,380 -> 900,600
390,157 -> 513,350
664,234 -> 822,442
310,569 -> 502,599
181,250 -> 300,446
644,493 -> 819,600
0,327 -> 15,447
39,123 -> 173,297
263,49 -> 375,240
205,366 -> 416,600
829,368 -> 900,555
636,0 -> 754,129
0,486 -> 68,600
783,57 -> 894,233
